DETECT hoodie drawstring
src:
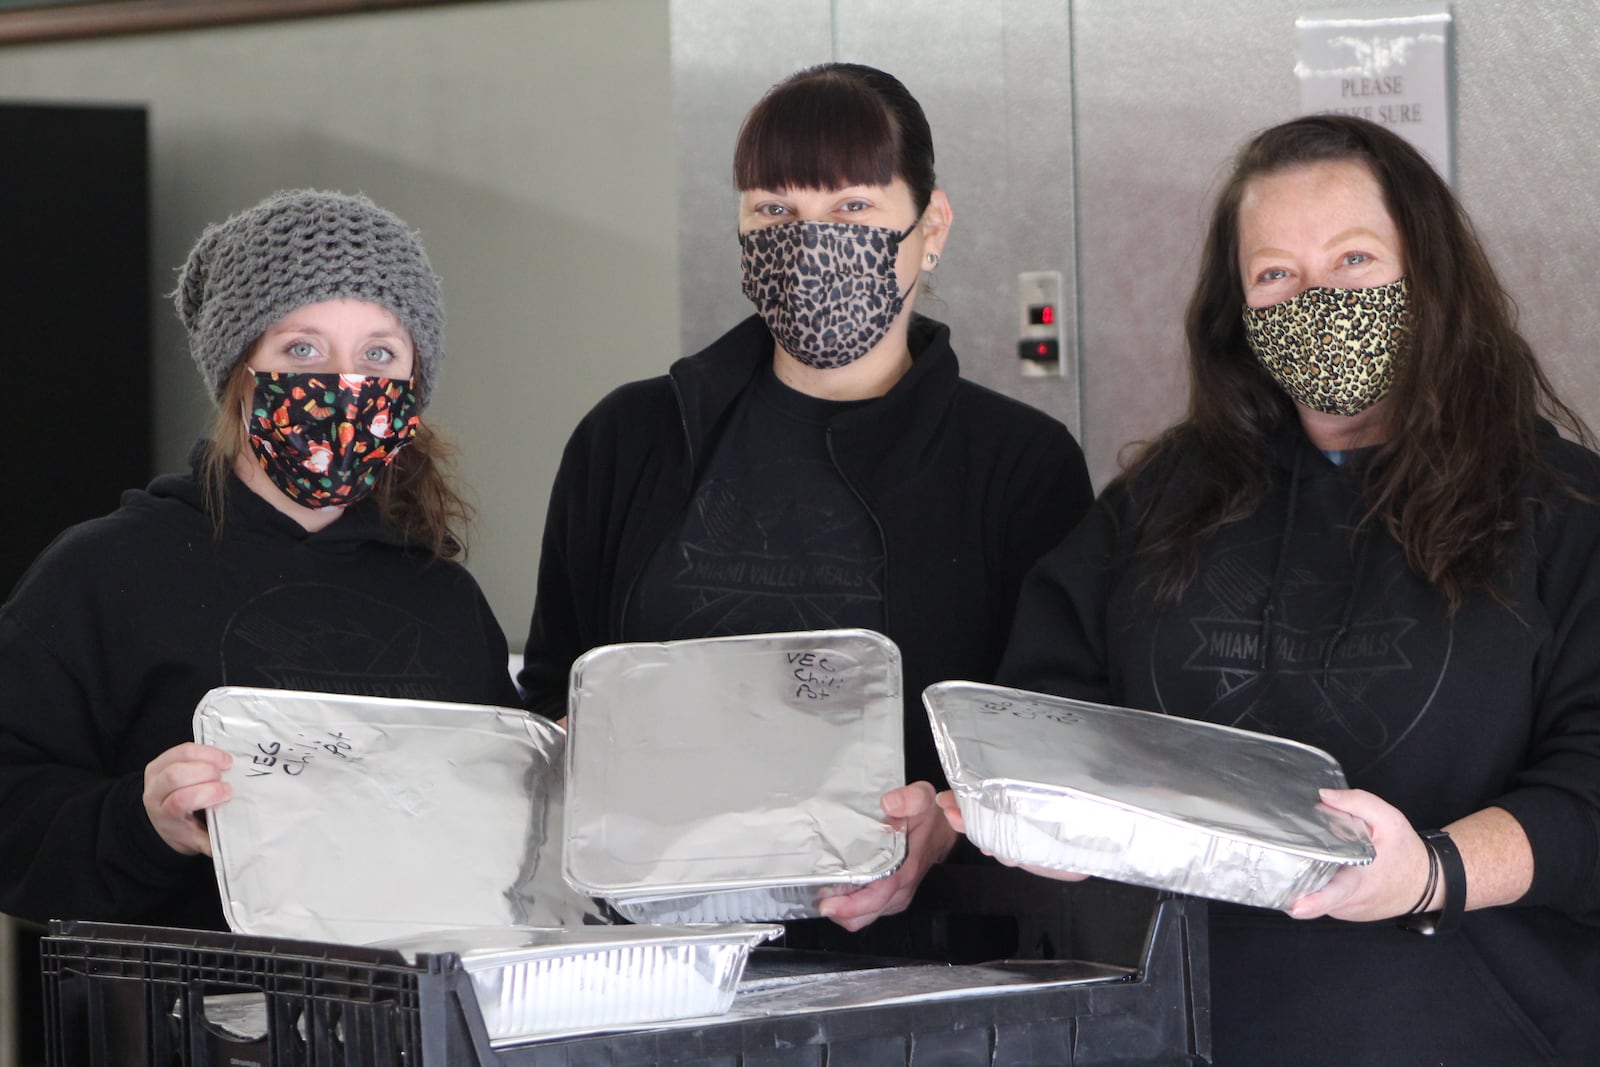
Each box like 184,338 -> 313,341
1258,448 -> 1302,671
1256,444 -> 1374,684
1322,522 -> 1373,688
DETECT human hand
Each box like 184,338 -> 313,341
1285,787 -> 1434,922
934,788 -> 1089,882
818,781 -> 958,932
143,742 -> 233,857
934,788 -> 966,833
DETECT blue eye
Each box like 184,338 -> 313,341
1343,252 -> 1371,266
1257,267 -> 1289,283
364,346 -> 395,364
287,341 -> 317,359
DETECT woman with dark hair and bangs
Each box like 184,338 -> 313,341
519,63 -> 1093,953
940,114 -> 1600,1062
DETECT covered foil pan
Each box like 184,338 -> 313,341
924,681 -> 1374,909
564,629 -> 906,922
378,923 -> 782,1046
195,686 -> 606,943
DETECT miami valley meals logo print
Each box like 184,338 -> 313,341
1152,542 -> 1446,774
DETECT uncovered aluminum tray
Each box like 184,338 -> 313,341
924,681 -> 1374,908
564,629 -> 907,922
194,686 -> 605,943
377,923 -> 782,1046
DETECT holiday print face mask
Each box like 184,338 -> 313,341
739,218 -> 919,369
245,372 -> 420,508
1242,277 -> 1410,416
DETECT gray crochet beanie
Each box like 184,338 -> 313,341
175,189 -> 444,408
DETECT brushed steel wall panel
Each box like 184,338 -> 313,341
671,1 -> 833,356
1451,4 -> 1600,426
1070,0 -> 1294,485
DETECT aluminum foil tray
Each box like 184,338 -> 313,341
564,629 -> 906,922
194,686 -> 606,944
924,682 -> 1374,909
379,923 -> 782,1046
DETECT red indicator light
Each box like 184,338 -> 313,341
1041,305 -> 1055,325
1018,338 -> 1060,362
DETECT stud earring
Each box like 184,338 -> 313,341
925,252 -> 940,269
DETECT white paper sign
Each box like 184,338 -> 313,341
1296,5 -> 1454,182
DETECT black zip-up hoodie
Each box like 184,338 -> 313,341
0,453 -> 519,930
519,314 -> 1094,789
1002,420 -> 1600,1064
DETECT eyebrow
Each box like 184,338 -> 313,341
1321,226 -> 1386,250
1243,227 -> 1389,267
268,323 -> 409,344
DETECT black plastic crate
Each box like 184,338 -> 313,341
42,896 -> 1209,1066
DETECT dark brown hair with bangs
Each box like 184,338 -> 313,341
1117,113 -> 1591,611
734,63 -> 936,214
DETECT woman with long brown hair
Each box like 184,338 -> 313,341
0,190 -> 519,931
947,115 -> 1600,1062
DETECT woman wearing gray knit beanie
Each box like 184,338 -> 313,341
0,190 -> 521,931
177,188 -> 460,549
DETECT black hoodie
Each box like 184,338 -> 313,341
517,314 -> 1094,789
0,453 -> 519,930
1001,420 -> 1600,1064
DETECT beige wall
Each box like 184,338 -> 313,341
0,0 -> 677,649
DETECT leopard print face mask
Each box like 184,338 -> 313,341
739,219 -> 919,369
1243,277 -> 1410,416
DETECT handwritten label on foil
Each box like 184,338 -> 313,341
970,697 -> 1084,727
786,649 -> 843,701
242,730 -> 353,778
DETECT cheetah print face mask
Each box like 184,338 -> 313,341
739,218 -> 919,369
1243,277 -> 1410,417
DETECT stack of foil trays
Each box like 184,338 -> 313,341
563,629 -> 907,923
923,681 -> 1375,908
194,687 -> 779,1045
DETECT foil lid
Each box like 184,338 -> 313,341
923,681 -> 1374,909
563,629 -> 906,920
195,686 -> 607,943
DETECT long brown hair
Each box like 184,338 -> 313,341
201,360 -> 474,560
1119,114 -> 1590,610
